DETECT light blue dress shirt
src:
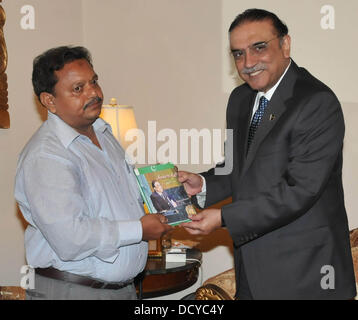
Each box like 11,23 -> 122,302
15,112 -> 148,282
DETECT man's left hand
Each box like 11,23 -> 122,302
181,209 -> 222,235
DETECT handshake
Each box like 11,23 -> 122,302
140,171 -> 222,241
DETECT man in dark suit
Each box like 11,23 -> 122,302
179,9 -> 356,300
150,180 -> 177,213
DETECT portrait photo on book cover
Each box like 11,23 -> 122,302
134,163 -> 196,226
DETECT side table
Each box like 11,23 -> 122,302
135,248 -> 202,299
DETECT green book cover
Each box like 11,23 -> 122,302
134,163 -> 196,226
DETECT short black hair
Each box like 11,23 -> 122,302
152,180 -> 159,188
32,46 -> 93,100
229,8 -> 288,38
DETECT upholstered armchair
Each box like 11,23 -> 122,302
195,228 -> 358,300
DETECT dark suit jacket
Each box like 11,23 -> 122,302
201,61 -> 356,299
150,191 -> 175,212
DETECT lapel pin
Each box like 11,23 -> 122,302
269,114 -> 275,121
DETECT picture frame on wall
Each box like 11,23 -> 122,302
148,238 -> 162,258
0,0 -> 9,129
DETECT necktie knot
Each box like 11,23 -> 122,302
258,96 -> 268,112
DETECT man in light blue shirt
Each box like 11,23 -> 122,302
14,46 -> 172,300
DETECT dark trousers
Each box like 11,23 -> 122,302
236,252 -> 254,300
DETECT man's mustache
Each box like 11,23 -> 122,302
241,63 -> 267,74
83,96 -> 103,110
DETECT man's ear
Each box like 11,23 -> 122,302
39,92 -> 56,113
281,34 -> 291,59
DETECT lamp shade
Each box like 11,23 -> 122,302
100,98 -> 138,149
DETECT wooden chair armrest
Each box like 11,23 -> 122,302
195,283 -> 234,300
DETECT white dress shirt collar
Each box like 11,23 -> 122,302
257,59 -> 292,102
47,111 -> 111,149
251,60 -> 291,120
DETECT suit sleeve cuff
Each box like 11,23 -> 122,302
195,174 -> 207,208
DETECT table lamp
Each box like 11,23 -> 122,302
100,98 -> 138,150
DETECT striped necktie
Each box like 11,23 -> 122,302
247,96 -> 268,151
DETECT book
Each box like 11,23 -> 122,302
134,163 -> 197,226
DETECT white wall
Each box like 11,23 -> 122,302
0,0 -> 357,300
0,0 -> 83,285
